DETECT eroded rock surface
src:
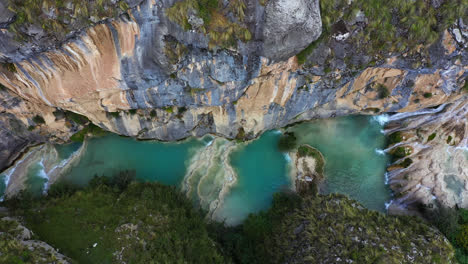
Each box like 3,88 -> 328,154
263,0 -> 322,61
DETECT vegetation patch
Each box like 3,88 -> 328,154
377,84 -> 390,99
212,192 -> 454,263
277,132 -> 297,152
297,145 -> 325,175
4,172 -> 225,264
166,0 -> 251,49
428,132 -> 437,142
423,92 -> 433,98
423,206 -> 468,263
32,115 -> 45,124
64,111 -> 89,125
70,123 -> 107,142
447,135 -> 453,144
7,0 -> 130,42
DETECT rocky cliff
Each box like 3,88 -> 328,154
0,0 -> 466,214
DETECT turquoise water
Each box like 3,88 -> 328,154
62,135 -> 206,186
215,131 -> 290,225
1,116 -> 390,223
287,115 -> 391,211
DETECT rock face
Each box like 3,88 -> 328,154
385,97 -> 468,213
0,0 -> 466,214
263,0 -> 322,61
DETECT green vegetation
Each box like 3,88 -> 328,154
296,32 -> 327,65
0,218 -> 66,264
212,192 -> 454,263
390,146 -> 412,162
70,123 -> 107,142
7,0 -> 130,41
277,132 -> 297,152
463,79 -> 468,93
388,131 -> 404,145
149,109 -> 157,118
376,84 -> 390,99
63,110 -> 90,125
128,109 -> 137,115
166,0 -> 251,49
400,157 -> 413,168
297,0 -> 466,66
428,133 -> 437,142
423,206 -> 468,263
5,172 -> 225,264
1,62 -> 17,73
235,127 -> 246,141
32,115 -> 45,124
297,145 -> 324,175
163,106 -> 174,113
424,92 -> 433,98
447,136 -> 453,144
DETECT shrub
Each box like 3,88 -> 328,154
423,92 -> 433,98
377,84 -> 390,99
32,115 -> 45,124
388,131 -> 403,145
400,158 -> 413,168
428,133 -> 437,142
64,111 -> 89,125
277,132 -> 297,152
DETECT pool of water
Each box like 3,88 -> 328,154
62,135 -> 206,186
1,116 -> 391,223
213,131 -> 290,225
287,115 -> 391,211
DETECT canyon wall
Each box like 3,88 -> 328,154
0,0 -> 466,213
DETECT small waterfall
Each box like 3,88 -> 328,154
371,114 -> 390,126
0,150 -> 36,201
385,104 -> 447,123
37,158 -> 50,194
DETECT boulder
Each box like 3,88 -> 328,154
262,0 -> 322,61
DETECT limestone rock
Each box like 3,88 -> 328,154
262,0 -> 322,61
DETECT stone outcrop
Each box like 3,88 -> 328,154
385,97 -> 468,213
262,0 -> 322,61
0,216 -> 71,263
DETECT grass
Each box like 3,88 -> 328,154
296,0 -> 466,65
166,0 -> 251,49
428,133 -> 437,142
7,0 -> 130,42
